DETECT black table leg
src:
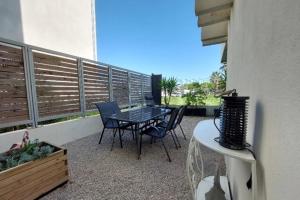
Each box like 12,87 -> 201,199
134,123 -> 141,159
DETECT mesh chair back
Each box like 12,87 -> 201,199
166,108 -> 180,131
111,101 -> 121,114
95,102 -> 117,127
176,106 -> 186,124
144,96 -> 155,107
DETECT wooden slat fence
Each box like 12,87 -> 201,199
143,75 -> 152,97
83,62 -> 109,111
33,51 -> 81,119
0,37 -> 152,129
130,73 -> 143,105
0,44 -> 30,125
112,69 -> 129,107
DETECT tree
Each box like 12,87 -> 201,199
219,64 -> 227,91
200,82 -> 214,95
161,77 -> 178,106
209,65 -> 227,92
161,77 -> 168,105
210,71 -> 222,91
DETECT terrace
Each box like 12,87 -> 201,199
1,0 -> 299,200
40,117 -> 208,200
0,34 -> 226,200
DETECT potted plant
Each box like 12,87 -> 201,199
183,86 -> 207,116
0,132 -> 68,200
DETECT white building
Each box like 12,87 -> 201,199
0,0 -> 99,152
196,0 -> 300,200
0,0 -> 97,60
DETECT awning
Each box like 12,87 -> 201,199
195,0 -> 233,46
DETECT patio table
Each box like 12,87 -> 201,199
109,106 -> 171,159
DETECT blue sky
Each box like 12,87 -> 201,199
95,0 -> 221,83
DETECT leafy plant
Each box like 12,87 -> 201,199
161,77 -> 168,105
209,64 -> 227,92
0,140 -> 55,172
183,88 -> 206,106
161,76 -> 178,106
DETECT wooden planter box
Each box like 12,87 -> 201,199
0,142 -> 69,200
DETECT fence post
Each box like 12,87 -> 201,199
78,58 -> 86,117
25,47 -> 39,127
22,46 -> 35,128
128,71 -> 132,108
108,66 -> 113,101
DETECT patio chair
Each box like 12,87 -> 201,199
111,101 -> 135,139
156,106 -> 186,148
139,108 -> 180,162
144,95 -> 155,107
174,106 -> 187,140
95,102 -> 133,150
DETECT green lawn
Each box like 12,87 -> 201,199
162,95 -> 221,106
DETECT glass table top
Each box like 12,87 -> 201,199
109,107 -> 170,123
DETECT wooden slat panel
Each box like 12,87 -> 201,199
83,62 -> 109,110
0,52 -> 23,62
35,68 -> 78,78
112,69 -> 129,106
0,58 -> 24,67
33,52 -> 80,118
0,66 -> 25,73
35,63 -> 78,72
129,73 -> 142,104
0,44 -> 22,54
39,104 -> 80,114
36,80 -> 79,87
0,44 -> 29,124
143,75 -> 152,97
39,109 -> 79,117
33,52 -> 77,65
0,103 -> 28,112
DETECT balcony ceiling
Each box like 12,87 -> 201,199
195,0 -> 233,46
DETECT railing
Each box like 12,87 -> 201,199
0,37 -> 152,129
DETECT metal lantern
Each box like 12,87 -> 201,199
214,89 -> 249,150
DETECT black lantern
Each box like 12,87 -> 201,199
214,89 -> 249,150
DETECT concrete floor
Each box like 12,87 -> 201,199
41,116 -> 223,200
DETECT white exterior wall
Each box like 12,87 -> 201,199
0,116 -> 102,153
227,0 -> 300,200
0,0 -> 97,60
0,0 -> 98,150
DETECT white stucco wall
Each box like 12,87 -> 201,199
0,0 -> 97,60
0,116 -> 102,153
226,0 -> 300,200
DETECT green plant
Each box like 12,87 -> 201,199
0,140 -> 55,172
161,77 -> 168,105
184,88 -> 206,106
209,64 -> 227,92
161,76 -> 178,106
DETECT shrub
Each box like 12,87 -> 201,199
0,140 -> 55,172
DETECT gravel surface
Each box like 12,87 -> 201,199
41,116 -> 222,200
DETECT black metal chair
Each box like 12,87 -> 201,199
144,96 -> 155,107
139,108 -> 180,162
95,102 -> 133,150
174,106 -> 187,140
110,101 -> 136,140
156,106 -> 186,148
